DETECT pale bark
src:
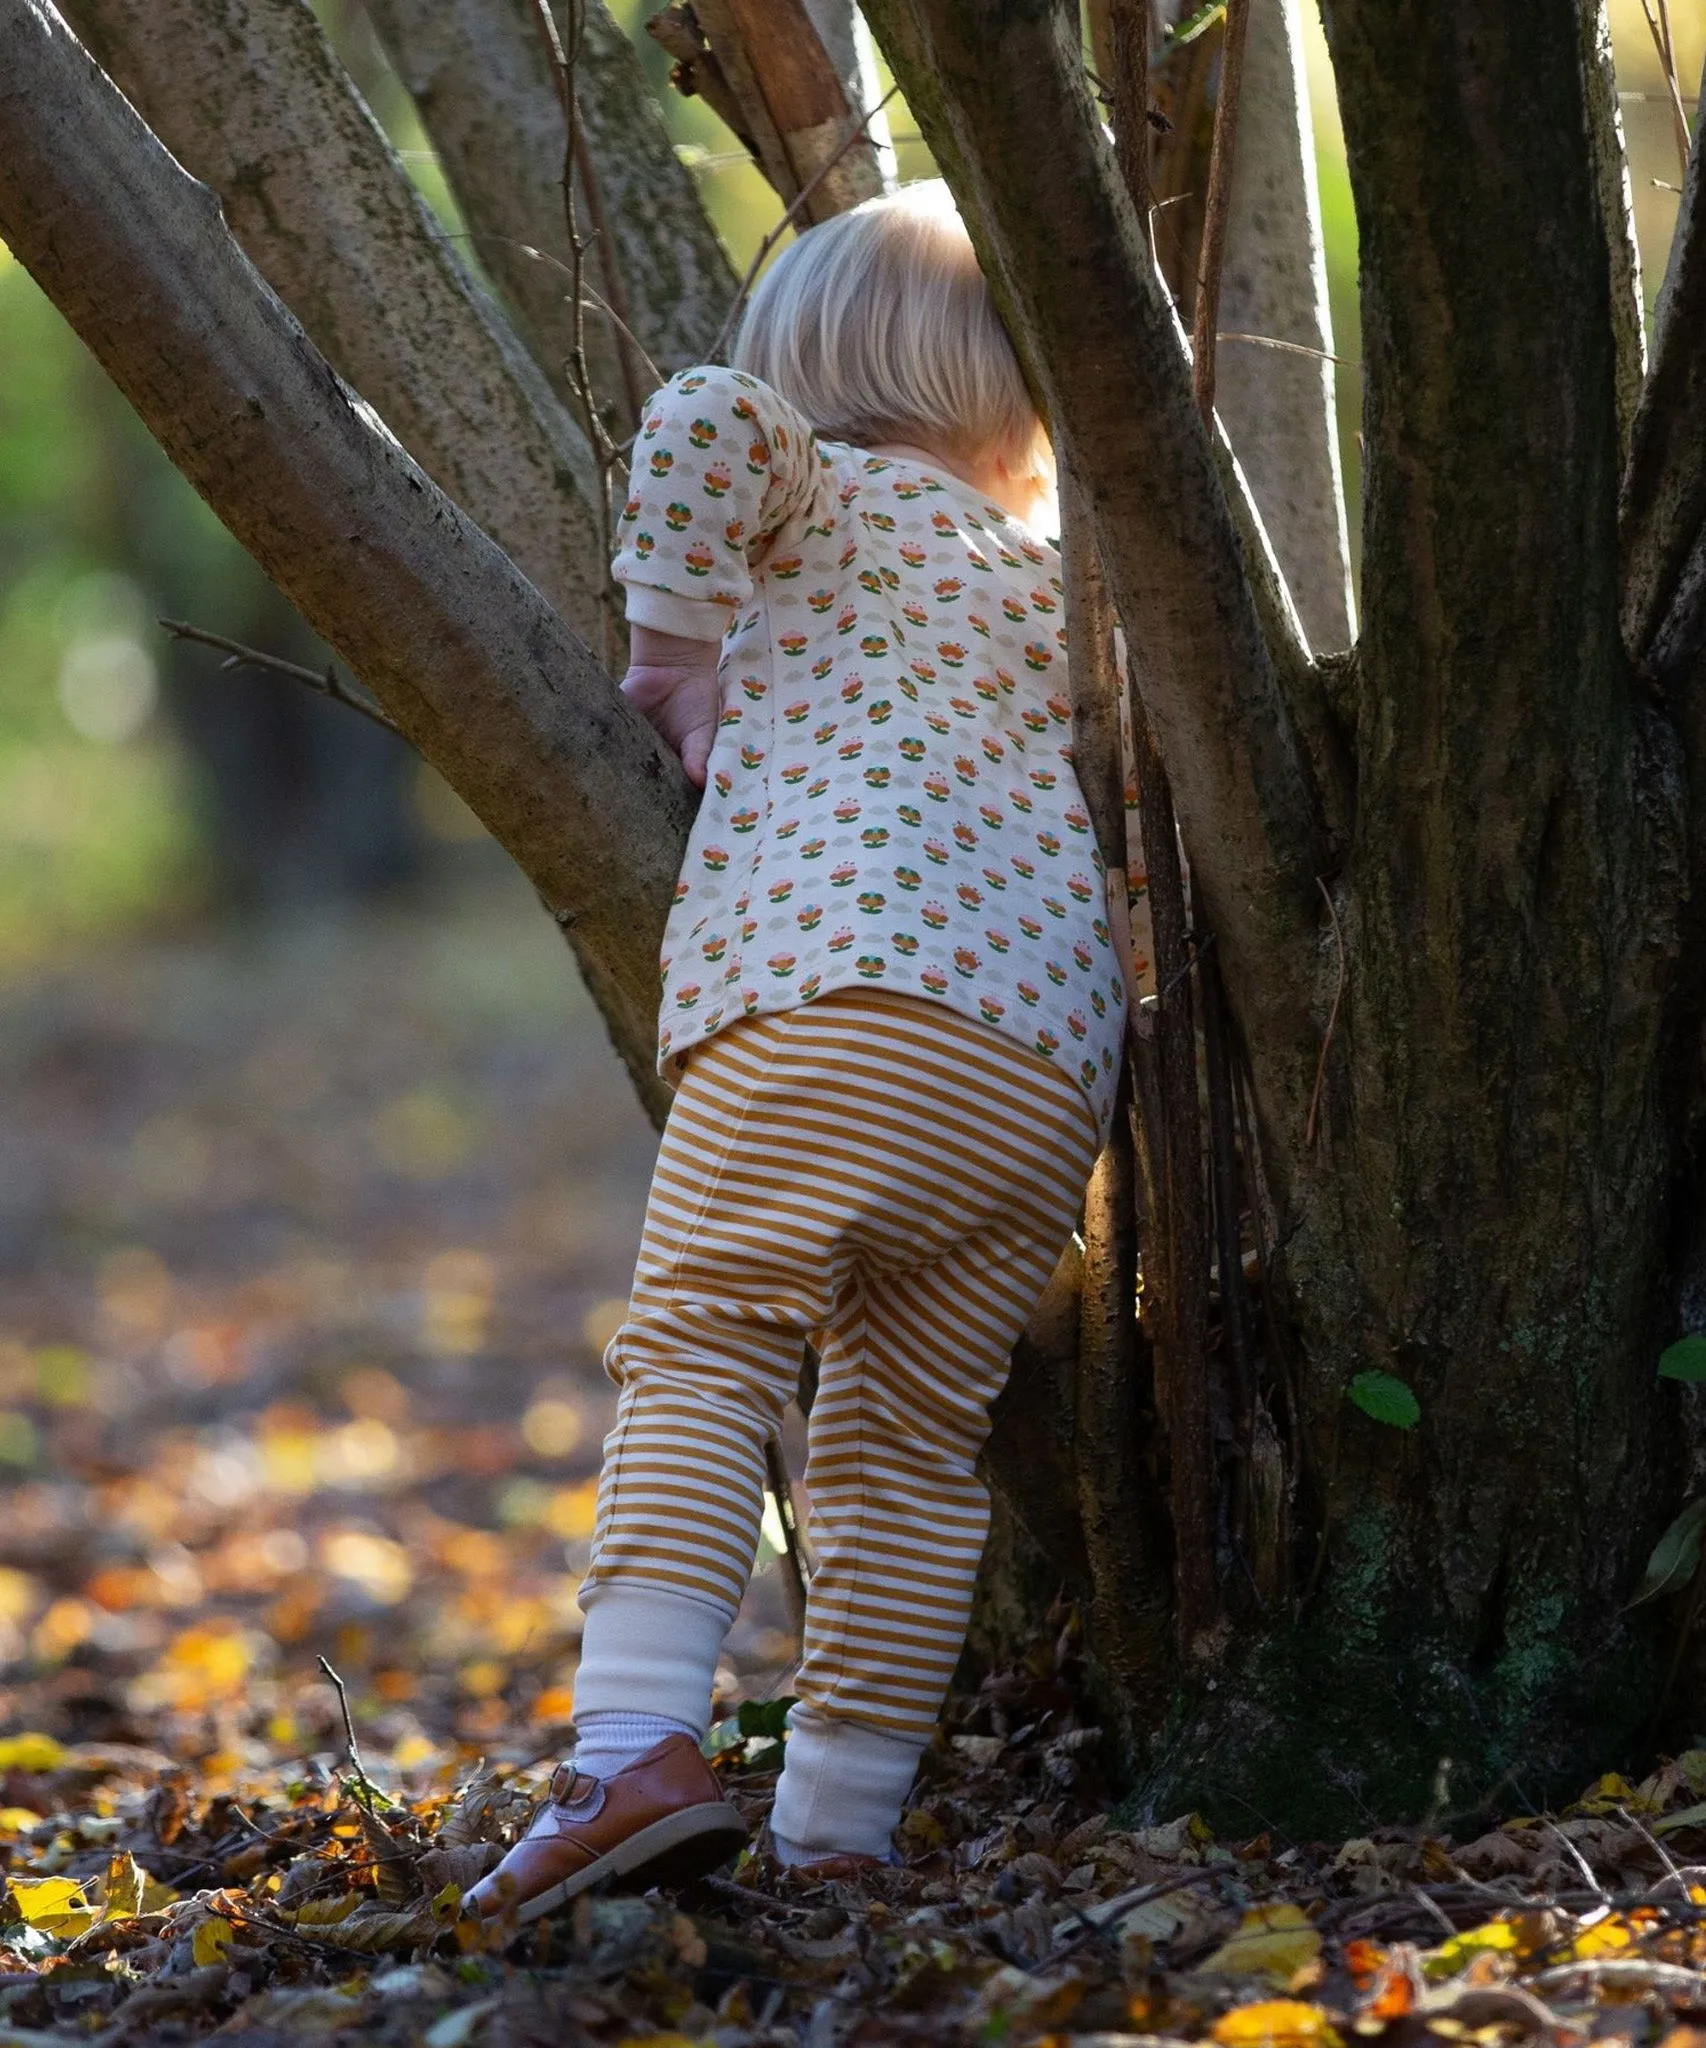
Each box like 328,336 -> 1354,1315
1215,0 -> 1356,655
361,0 -> 735,411
1623,55 -> 1706,697
64,0 -> 605,639
805,0 -> 897,184
863,0 -> 1329,1172
1579,0 -> 1647,466
0,0 -> 687,1122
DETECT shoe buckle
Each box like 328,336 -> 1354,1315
544,1764 -> 605,1823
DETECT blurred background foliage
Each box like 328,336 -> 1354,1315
0,1 -> 1699,965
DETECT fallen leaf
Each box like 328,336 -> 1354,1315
1202,1904 -> 1322,1984
191,1916 -> 235,1967
1423,1919 -> 1520,1981
8,1876 -> 95,1937
1213,1998 -> 1343,2048
0,1735 -> 67,1773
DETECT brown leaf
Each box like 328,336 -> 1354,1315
418,1843 -> 502,1894
1453,1829 -> 1536,1879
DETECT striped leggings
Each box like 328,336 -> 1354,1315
573,988 -> 1099,1853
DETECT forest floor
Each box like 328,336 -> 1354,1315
1,863 -> 1706,2046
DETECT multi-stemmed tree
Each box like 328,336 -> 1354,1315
3,0 -> 1703,1832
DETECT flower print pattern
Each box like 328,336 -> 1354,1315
612,366 -> 1134,1139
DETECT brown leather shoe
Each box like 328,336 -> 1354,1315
463,1735 -> 747,1925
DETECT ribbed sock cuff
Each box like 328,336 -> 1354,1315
770,1707 -> 927,1858
572,1582 -> 730,1735
569,1709 -> 698,1781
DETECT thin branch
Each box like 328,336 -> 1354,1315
158,619 -> 400,734
1305,876 -> 1346,1149
526,0 -> 623,661
317,1655 -> 380,1813
710,84 -> 902,361
455,229 -> 666,392
1217,331 -> 1354,368
763,1435 -> 811,1641
1189,0 -> 1251,425
1637,0 -> 1692,177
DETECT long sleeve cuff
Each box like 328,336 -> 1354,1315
620,582 -> 733,643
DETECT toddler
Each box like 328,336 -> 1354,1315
470,182 -> 1130,1922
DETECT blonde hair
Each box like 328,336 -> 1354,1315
731,181 -> 1047,478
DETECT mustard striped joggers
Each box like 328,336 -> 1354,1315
574,989 -> 1099,1847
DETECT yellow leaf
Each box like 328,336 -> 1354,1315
1202,1905 -> 1323,1984
1570,1914 -> 1642,1960
1213,1998 -> 1343,2048
9,1875 -> 96,1937
0,1733 -> 67,1772
95,1852 -> 147,1923
1423,1919 -> 1519,1981
1572,1771 -> 1643,1814
1656,1800 -> 1706,1836
0,1808 -> 42,1832
293,1893 -> 362,1927
192,1916 -> 235,1967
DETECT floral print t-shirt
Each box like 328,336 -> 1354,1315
612,365 -> 1129,1141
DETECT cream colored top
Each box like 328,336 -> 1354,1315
612,365 -> 1133,1140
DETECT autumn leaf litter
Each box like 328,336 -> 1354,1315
0,1697 -> 1704,2047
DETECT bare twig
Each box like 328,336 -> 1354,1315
1636,0 -> 1692,177
709,84 -> 901,361
763,1435 -> 811,1640
1217,331 -> 1354,367
158,619 -> 399,735
1189,0 -> 1251,424
526,0 -> 629,664
457,233 -> 666,396
317,1655 -> 380,1813
1202,951 -> 1254,1431
1305,876 -> 1346,1149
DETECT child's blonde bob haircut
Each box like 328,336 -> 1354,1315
732,181 -> 1048,481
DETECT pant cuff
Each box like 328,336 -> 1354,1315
771,1706 -> 927,1857
572,1581 -> 730,1735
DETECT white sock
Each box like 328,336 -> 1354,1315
572,1581 -> 730,1731
770,1706 -> 926,1859
566,1708 -> 698,1784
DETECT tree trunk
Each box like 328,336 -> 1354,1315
1214,0 -> 1356,655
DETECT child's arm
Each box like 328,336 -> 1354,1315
612,366 -> 826,781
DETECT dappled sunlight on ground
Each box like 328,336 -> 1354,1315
0,865 -> 800,1781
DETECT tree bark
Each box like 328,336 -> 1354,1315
1221,0 -> 1688,1831
62,0 -> 606,639
1578,0 -> 1647,468
1215,0 -> 1356,655
0,0 -> 688,1122
1624,56 -> 1706,735
361,0 -> 735,414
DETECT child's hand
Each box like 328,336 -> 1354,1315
621,626 -> 723,789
